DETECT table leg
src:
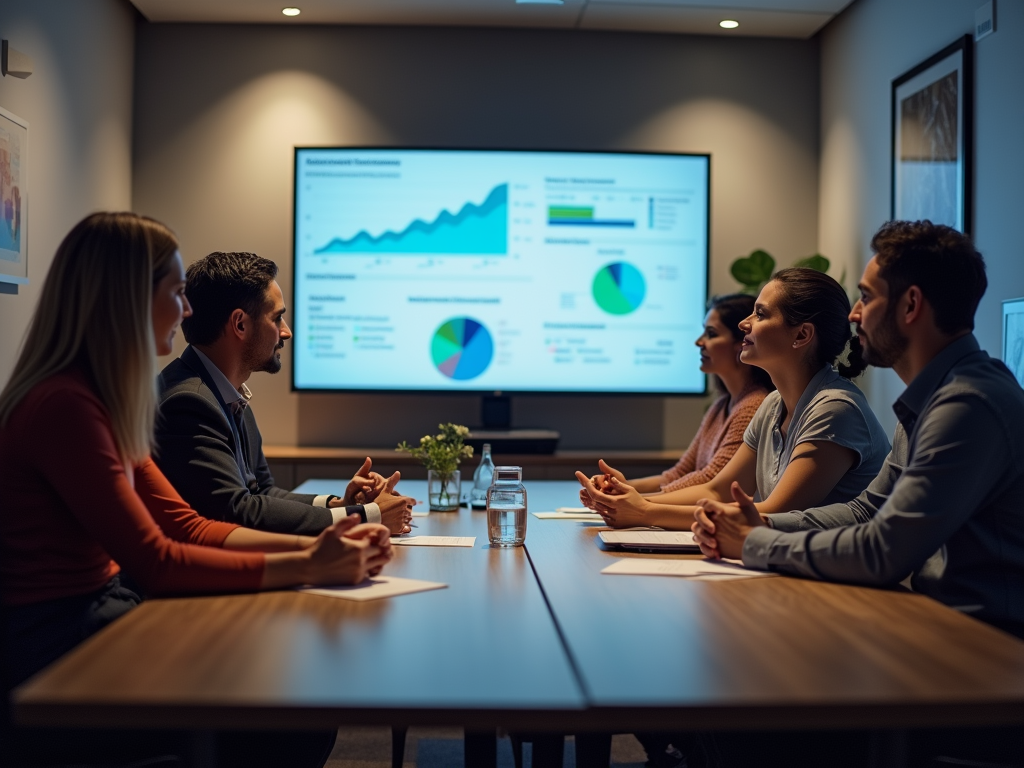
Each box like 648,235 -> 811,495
574,732 -> 612,768
392,725 -> 408,768
464,729 -> 498,768
530,734 -> 567,768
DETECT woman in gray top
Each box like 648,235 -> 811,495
578,268 -> 890,530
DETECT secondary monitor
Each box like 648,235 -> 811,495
293,148 -> 709,394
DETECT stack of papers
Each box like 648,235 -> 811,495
391,536 -> 476,547
302,576 -> 448,601
533,507 -> 602,520
601,558 -> 775,581
598,530 -> 700,552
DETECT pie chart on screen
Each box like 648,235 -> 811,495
431,317 -> 494,380
592,262 -> 646,315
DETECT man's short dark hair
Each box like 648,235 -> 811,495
181,252 -> 279,346
870,220 -> 987,335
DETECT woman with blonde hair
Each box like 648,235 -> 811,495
0,212 -> 390,767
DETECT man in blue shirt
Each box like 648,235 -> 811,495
693,220 -> 1024,638
692,220 -> 1024,766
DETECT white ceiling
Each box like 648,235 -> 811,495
128,0 -> 856,39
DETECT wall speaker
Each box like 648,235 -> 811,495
2,41 -> 33,78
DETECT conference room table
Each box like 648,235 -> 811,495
13,480 -> 1024,766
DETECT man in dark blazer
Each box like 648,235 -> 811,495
156,251 -> 412,536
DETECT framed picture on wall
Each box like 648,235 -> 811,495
1003,298 -> 1024,388
0,105 -> 28,287
891,35 -> 972,234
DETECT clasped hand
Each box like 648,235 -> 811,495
306,518 -> 394,585
331,457 -> 415,534
575,463 -> 649,528
690,481 -> 766,560
338,457 -> 390,505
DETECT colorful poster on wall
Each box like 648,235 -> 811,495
0,105 -> 28,286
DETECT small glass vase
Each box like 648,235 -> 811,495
427,469 -> 461,512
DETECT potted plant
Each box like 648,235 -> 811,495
730,249 -> 831,294
397,423 -> 474,512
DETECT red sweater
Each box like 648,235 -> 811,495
0,369 -> 265,607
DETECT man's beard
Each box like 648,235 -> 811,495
860,303 -> 908,369
243,333 -> 283,375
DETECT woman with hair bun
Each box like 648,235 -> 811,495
579,268 -> 890,531
590,293 -> 773,495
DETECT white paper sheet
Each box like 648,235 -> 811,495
533,512 -> 603,520
556,507 -> 592,513
598,531 -> 699,549
301,576 -> 448,601
601,558 -> 775,580
391,536 -> 476,547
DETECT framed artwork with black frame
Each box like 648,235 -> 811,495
891,34 -> 972,234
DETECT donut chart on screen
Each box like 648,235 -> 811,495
431,318 -> 494,380
592,262 -> 646,315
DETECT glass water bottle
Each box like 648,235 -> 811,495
486,466 -> 527,547
471,443 -> 495,509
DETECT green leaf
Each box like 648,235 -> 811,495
793,254 -> 830,273
730,249 -> 776,290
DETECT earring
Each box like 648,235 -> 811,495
792,342 -> 798,348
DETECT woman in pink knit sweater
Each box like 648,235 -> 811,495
595,294 -> 773,494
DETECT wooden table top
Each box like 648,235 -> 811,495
13,481 -> 583,730
14,480 -> 1024,732
522,482 -> 1024,731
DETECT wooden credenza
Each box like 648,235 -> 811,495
264,445 -> 682,488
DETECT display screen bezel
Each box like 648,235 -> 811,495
291,146 -> 711,397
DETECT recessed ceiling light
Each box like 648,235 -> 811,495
719,19 -> 739,29
515,0 -> 564,5
282,7 -> 301,16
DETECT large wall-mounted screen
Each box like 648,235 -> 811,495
293,148 -> 709,394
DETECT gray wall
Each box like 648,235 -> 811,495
133,23 -> 821,449
0,0 -> 136,385
819,0 -> 1024,436
5,1 -> 1018,452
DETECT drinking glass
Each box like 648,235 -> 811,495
486,466 -> 527,547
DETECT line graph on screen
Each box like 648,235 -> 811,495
315,183 -> 508,256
